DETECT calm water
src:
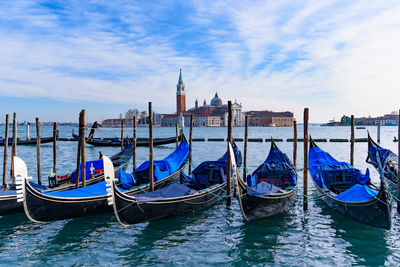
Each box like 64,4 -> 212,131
0,125 -> 399,266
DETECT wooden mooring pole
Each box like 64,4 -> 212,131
2,114 -> 9,187
303,108 -> 309,211
121,119 -> 124,150
149,102 -> 154,192
189,115 -> 194,174
133,115 -> 137,168
10,112 -> 17,184
293,119 -> 297,170
377,123 -> 381,143
397,109 -> 400,213
36,118 -> 42,184
26,123 -> 30,140
243,115 -> 248,181
53,122 -> 57,175
350,115 -> 354,166
175,123 -> 179,148
80,110 -> 86,187
226,101 -> 233,207
75,115 -> 81,189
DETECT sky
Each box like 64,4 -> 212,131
0,0 -> 399,123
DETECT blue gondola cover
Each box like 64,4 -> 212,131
71,159 -> 104,183
246,143 -> 296,196
247,182 -> 281,197
134,183 -> 194,204
309,145 -> 375,202
181,143 -> 242,190
335,184 -> 378,202
132,140 -> 190,184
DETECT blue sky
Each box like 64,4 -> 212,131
0,0 -> 399,122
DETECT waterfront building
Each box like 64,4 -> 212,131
354,111 -> 398,126
245,110 -> 294,127
102,113 -> 162,127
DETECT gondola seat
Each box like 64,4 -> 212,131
315,165 -> 371,194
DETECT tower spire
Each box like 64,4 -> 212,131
178,68 -> 183,83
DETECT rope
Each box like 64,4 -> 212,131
286,186 -> 324,203
184,159 -> 196,169
389,190 -> 400,202
200,188 -> 232,198
128,184 -> 148,193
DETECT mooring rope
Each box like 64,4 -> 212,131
184,159 -> 196,169
286,186 -> 324,203
388,189 -> 400,202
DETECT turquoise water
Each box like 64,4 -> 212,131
0,125 -> 399,265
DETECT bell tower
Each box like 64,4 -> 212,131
176,69 -> 186,114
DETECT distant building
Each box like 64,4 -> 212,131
245,111 -> 294,127
102,113 -> 162,127
161,70 -> 244,127
341,115 -> 351,125
355,112 -> 398,126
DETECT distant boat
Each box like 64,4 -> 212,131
356,126 -> 366,129
0,136 -> 55,146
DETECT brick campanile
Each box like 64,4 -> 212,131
176,68 -> 186,114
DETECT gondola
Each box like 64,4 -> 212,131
0,144 -> 133,216
0,136 -> 55,146
108,142 -> 242,226
366,133 -> 398,190
72,121 -> 180,147
18,135 -> 189,222
309,137 -> 392,229
235,139 -> 297,221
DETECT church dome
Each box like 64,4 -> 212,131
210,92 -> 222,106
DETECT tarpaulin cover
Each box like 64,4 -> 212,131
45,181 -> 108,197
119,169 -> 138,189
246,142 -> 296,196
129,140 -> 189,185
367,136 -> 398,183
133,183 -> 194,204
247,182 -> 281,197
71,159 -> 104,183
335,184 -> 378,202
309,146 -> 371,189
181,142 -> 242,190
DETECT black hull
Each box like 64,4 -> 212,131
0,196 -> 23,215
311,179 -> 392,229
0,153 -> 130,217
73,134 -> 180,147
112,181 -> 227,226
236,177 -> 296,221
23,165 -> 186,222
0,137 -> 55,146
